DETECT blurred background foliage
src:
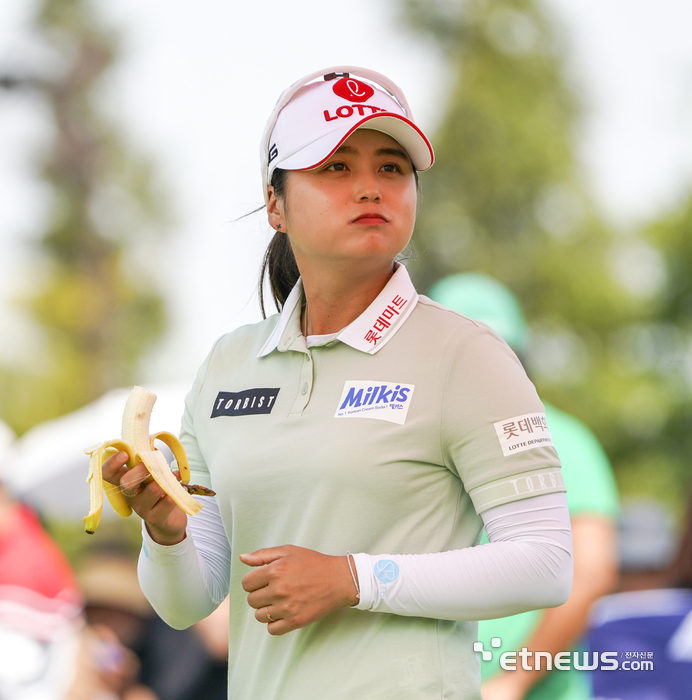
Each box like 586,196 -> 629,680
0,0 -> 167,436
401,0 -> 692,511
0,0 -> 691,514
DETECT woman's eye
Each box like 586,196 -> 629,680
326,162 -> 347,171
381,163 -> 401,173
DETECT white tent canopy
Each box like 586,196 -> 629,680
4,384 -> 189,520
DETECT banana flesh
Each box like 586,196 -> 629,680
84,386 -> 209,534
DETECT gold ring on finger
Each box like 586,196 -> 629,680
266,612 -> 275,622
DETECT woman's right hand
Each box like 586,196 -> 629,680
102,450 -> 188,546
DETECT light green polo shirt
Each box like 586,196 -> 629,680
180,265 -> 565,700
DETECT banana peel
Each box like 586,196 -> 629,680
84,386 -> 214,534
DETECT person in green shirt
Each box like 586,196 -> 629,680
429,273 -> 620,700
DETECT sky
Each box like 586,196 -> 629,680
1,0 -> 692,389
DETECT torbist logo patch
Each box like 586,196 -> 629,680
211,388 -> 280,418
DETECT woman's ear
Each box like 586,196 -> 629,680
267,186 -> 284,231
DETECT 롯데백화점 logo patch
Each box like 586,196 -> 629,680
494,412 -> 553,457
334,381 -> 414,425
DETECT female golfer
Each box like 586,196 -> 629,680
103,67 -> 573,700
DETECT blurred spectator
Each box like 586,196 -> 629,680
1,411 -> 227,700
138,600 -> 229,700
617,499 -> 677,591
0,419 -> 83,698
1,420 -> 164,700
429,273 -> 620,700
64,623 -> 157,700
588,497 -> 692,699
77,548 -> 228,700
71,551 -> 158,700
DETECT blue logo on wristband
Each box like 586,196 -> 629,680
374,559 -> 399,583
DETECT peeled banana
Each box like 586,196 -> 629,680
84,386 -> 213,534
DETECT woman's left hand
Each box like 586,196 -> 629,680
240,545 -> 359,635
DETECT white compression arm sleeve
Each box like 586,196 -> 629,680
137,495 -> 231,629
352,491 -> 573,620
138,492 -> 571,628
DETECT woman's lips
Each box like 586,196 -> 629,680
352,213 -> 389,225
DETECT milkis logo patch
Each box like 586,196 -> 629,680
334,381 -> 414,425
211,388 -> 280,418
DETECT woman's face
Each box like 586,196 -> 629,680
268,129 -> 417,271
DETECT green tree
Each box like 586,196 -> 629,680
402,0 -> 678,504
0,0 -> 167,435
619,198 -> 692,503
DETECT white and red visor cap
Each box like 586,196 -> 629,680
260,66 -> 434,204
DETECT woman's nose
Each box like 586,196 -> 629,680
354,171 -> 381,201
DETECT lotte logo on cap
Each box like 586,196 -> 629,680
332,77 -> 374,103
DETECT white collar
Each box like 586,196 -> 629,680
257,264 -> 418,357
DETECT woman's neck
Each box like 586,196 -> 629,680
299,260 -> 396,337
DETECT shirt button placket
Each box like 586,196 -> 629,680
291,351 -> 313,415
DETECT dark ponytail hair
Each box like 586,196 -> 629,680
259,168 -> 300,318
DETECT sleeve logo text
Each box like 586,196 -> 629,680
493,412 -> 554,456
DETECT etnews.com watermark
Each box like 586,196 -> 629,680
474,638 -> 654,672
